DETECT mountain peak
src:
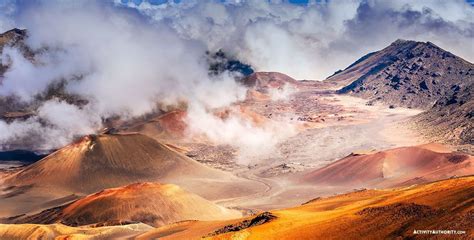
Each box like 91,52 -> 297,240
390,39 -> 412,45
4,28 -> 26,35
328,39 -> 473,109
387,39 -> 444,52
0,28 -> 27,45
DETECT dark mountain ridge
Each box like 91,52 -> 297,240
329,39 -> 474,147
329,39 -> 473,109
414,85 -> 474,148
207,49 -> 254,76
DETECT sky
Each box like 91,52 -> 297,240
0,0 -> 473,154
1,1 -> 473,80
119,0 -> 474,6
113,0 -> 474,80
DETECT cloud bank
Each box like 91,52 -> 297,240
121,0 -> 474,80
0,0 -> 473,157
0,1 -> 250,151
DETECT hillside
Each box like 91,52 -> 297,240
0,28 -> 28,72
1,176 -> 471,239
328,39 -> 474,146
0,2 -> 473,239
299,144 -> 473,188
242,72 -> 298,93
0,133 -> 265,217
0,29 -> 30,117
414,86 -> 474,147
122,110 -> 188,141
0,223 -> 153,240
145,176 -> 474,239
11,182 -> 241,227
330,39 -> 474,109
4,133 -> 263,196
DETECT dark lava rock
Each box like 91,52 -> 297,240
205,212 -> 277,237
331,39 -> 473,110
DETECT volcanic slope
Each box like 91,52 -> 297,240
300,144 -> 473,188
414,85 -> 474,147
140,176 -> 474,240
242,72 -> 298,92
0,133 -> 265,217
122,110 -> 188,142
0,223 -> 154,240
2,176 -> 471,239
12,182 -> 241,227
327,39 -> 474,148
329,39 -> 474,109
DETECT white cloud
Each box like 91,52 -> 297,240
0,0 -> 16,33
0,0 -> 472,157
120,0 -> 474,80
0,1 -> 266,155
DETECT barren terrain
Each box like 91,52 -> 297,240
0,26 -> 472,239
181,84 -> 429,210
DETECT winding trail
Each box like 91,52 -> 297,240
213,92 -> 426,211
213,168 -> 276,206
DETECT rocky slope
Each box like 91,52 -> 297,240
330,39 -> 474,109
0,29 -> 30,117
414,85 -> 474,147
242,72 -> 298,93
0,29 -> 88,132
0,28 -> 29,68
328,39 -> 474,146
207,49 -> 254,76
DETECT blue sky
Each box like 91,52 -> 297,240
121,0 -> 318,5
121,0 -> 474,6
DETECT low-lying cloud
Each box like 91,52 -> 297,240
0,1 -> 250,151
0,0 -> 472,159
121,0 -> 474,80
186,103 -> 296,165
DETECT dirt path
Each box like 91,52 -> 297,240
213,92 -> 427,210
213,168 -> 277,206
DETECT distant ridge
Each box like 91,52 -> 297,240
328,39 -> 474,145
328,39 -> 473,109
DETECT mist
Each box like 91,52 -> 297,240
0,0 -> 288,157
122,0 -> 474,80
0,0 -> 473,159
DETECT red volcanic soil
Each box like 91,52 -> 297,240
136,176 -> 474,239
1,177 -> 472,239
300,144 -> 473,188
125,110 -> 188,140
14,182 -> 241,227
155,110 -> 187,137
213,105 -> 268,128
246,89 -> 271,101
242,72 -> 298,91
238,106 -> 268,127
3,133 -> 265,200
